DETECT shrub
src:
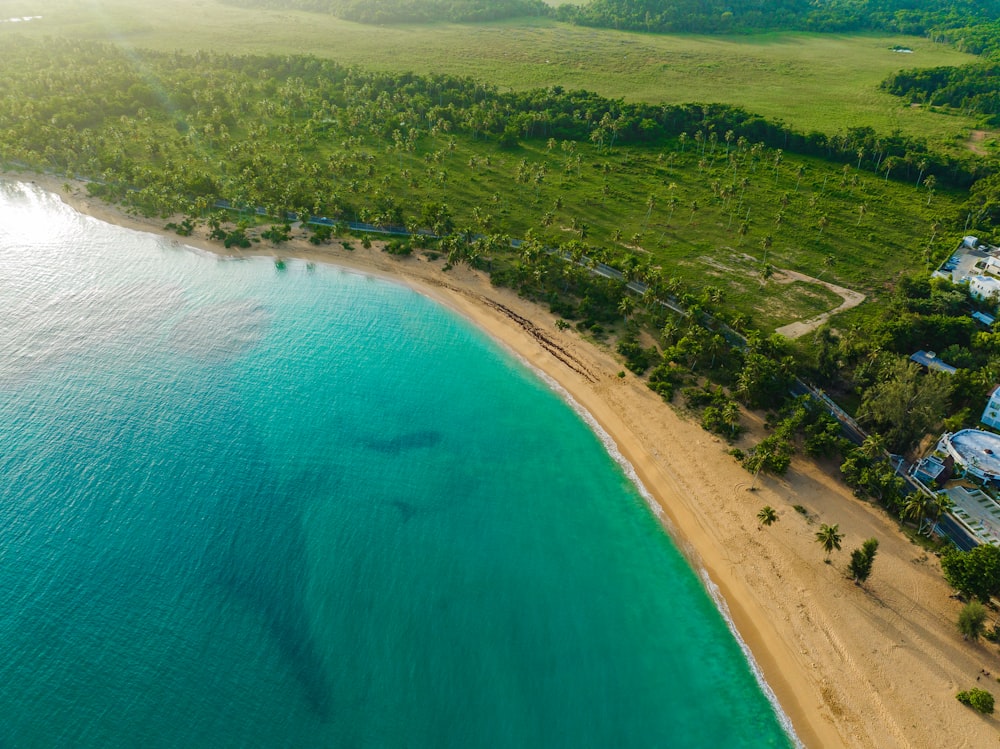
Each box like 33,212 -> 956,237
958,600 -> 988,641
957,688 -> 995,714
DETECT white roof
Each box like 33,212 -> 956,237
946,429 -> 1000,477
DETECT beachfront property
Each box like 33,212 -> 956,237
909,350 -> 958,375
982,385 -> 1000,431
912,453 -> 953,485
938,429 -> 1000,484
918,430 -> 1000,548
938,485 -> 1000,547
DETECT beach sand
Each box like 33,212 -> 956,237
23,175 -> 1000,747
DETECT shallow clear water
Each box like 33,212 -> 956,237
0,181 -> 794,747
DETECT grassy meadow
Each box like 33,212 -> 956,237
0,1 -> 979,333
5,0 -> 984,151
383,134 -> 955,330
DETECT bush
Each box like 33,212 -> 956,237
958,600 -> 988,641
384,239 -> 412,256
957,688 -> 995,714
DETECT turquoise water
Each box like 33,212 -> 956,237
0,181 -> 795,748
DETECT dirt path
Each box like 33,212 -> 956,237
967,130 -> 992,156
774,269 -> 866,339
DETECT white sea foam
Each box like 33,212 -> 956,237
524,358 -> 803,748
701,571 -> 805,748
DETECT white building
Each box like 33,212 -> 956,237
970,275 -> 1000,304
985,256 -> 1000,276
983,385 -> 1000,431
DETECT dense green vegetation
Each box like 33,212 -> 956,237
219,0 -> 1000,39
6,1 -> 981,151
884,63 -> 1000,125
222,0 -> 549,23
564,0 -> 1000,36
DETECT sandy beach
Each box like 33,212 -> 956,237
21,174 -> 1000,747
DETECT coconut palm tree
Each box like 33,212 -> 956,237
923,174 -> 936,206
760,234 -> 773,261
883,156 -> 897,182
757,505 -> 778,528
688,200 -> 699,224
815,523 -> 843,560
860,433 -> 886,460
618,294 -> 635,322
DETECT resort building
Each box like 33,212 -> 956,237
938,485 -> 1000,547
969,275 -> 1000,305
912,453 -> 953,486
938,429 -> 1000,484
982,386 -> 1000,431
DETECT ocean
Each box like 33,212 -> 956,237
0,181 -> 795,747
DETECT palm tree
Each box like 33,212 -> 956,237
688,200 -> 699,224
760,234 -> 773,261
902,491 -> 951,535
860,433 -> 886,460
815,523 -> 843,560
923,174 -> 936,205
747,443 -> 774,491
817,215 -> 829,235
857,203 -> 867,226
618,294 -> 635,322
760,263 -> 774,286
883,156 -> 896,183
757,505 -> 778,528
929,220 -> 942,248
720,399 -> 741,435
643,193 -> 656,229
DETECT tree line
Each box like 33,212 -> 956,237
883,62 -> 1000,125
221,0 -> 549,24
222,0 -> 1000,41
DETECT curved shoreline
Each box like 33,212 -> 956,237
17,174 -> 1000,748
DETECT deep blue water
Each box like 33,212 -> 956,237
0,181 -> 796,747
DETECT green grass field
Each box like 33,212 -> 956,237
0,2 -> 975,332
7,0 -> 983,151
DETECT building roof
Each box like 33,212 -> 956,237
940,485 -> 1000,547
913,454 -> 953,485
910,350 -> 958,374
971,275 -> 1000,296
973,311 -> 997,327
942,429 -> 1000,479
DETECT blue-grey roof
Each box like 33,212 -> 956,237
910,350 -> 958,374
